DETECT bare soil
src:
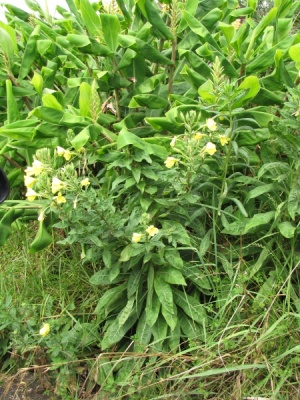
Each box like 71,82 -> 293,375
0,371 -> 58,400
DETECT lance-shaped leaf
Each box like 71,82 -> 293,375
6,80 -> 20,124
136,0 -> 173,40
100,14 -> 120,53
18,25 -> 41,81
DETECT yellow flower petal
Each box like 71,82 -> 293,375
54,192 -> 66,204
31,160 -> 44,176
194,132 -> 204,140
39,323 -> 50,337
146,225 -> 159,237
80,178 -> 90,187
51,177 -> 65,194
26,188 -> 38,202
219,135 -> 230,146
206,118 -> 217,131
203,142 -> 217,156
24,175 -> 36,188
132,233 -> 142,243
164,157 -> 178,169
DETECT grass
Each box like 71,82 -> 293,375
1,222 -> 300,399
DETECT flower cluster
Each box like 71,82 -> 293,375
132,225 -> 159,243
164,115 -> 230,169
23,147 -> 91,220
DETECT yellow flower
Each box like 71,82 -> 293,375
80,178 -> 90,187
54,192 -> 66,204
194,132 -> 204,140
24,175 -> 36,188
132,233 -> 142,243
170,137 -> 177,147
31,160 -> 44,176
38,211 -> 45,222
146,225 -> 159,237
164,157 -> 178,169
26,188 -> 38,201
203,142 -> 217,156
56,146 -> 72,161
219,135 -> 230,146
39,323 -> 50,337
63,150 -> 72,161
56,146 -> 65,156
231,19 -> 241,30
206,118 -> 217,131
25,161 -> 44,177
51,177 -> 65,194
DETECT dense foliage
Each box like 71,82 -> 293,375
1,0 -> 300,398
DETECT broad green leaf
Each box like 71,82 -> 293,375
244,211 -> 275,234
118,297 -> 135,328
247,244 -> 272,280
0,120 -> 36,141
154,275 -> 174,315
66,34 -> 91,47
100,14 -> 120,53
136,0 -> 173,40
89,268 -> 123,286
161,304 -> 177,331
287,178 -> 300,220
151,314 -> 168,348
119,243 -> 145,262
127,267 -> 143,297
29,220 -> 53,253
70,126 -> 90,151
173,289 -> 206,324
134,311 -> 152,352
0,27 -> 14,68
246,183 -> 276,201
199,229 -> 212,257
164,248 -> 184,270
94,283 -> 126,314
157,268 -> 186,286
129,94 -> 169,109
42,94 -> 63,110
232,76 -> 260,108
101,313 -> 137,350
31,72 -> 43,95
79,82 -> 92,117
146,291 -> 160,327
80,0 -> 102,38
278,221 -> 296,238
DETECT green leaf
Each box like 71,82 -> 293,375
246,183 -> 276,201
173,289 -> 206,324
101,313 -> 137,350
42,94 -> 63,110
136,0 -> 173,40
6,80 -> 20,124
29,220 -> 53,253
244,211 -> 275,234
278,221 -> 296,239
31,72 -> 43,95
161,304 -> 177,331
79,82 -> 92,117
100,14 -> 120,53
145,291 -> 160,327
119,243 -> 145,262
0,209 -> 24,245
18,25 -> 41,81
232,76 -> 260,108
164,248 -> 184,270
94,283 -> 126,314
134,311 -> 152,352
157,268 -> 187,286
154,275 -> 174,315
66,34 -> 91,47
129,94 -> 169,109
0,27 -> 14,68
80,0 -> 102,38
118,297 -> 135,328
70,126 -> 91,151
287,178 -> 299,220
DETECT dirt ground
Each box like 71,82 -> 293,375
0,372 -> 57,400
